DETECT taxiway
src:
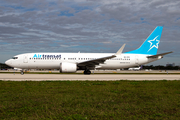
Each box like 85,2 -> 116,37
0,73 -> 179,81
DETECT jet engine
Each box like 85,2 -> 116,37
60,62 -> 77,73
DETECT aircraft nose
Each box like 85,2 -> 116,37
5,59 -> 12,66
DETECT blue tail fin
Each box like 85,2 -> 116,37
126,26 -> 163,55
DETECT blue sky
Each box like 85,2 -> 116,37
0,0 -> 180,66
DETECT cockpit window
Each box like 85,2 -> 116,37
12,57 -> 18,59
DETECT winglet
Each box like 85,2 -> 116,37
115,44 -> 126,56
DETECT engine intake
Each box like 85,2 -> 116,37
60,62 -> 77,73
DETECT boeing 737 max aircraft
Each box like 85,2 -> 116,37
5,26 -> 172,74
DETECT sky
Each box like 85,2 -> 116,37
0,0 -> 180,66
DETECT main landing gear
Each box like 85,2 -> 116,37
84,70 -> 91,75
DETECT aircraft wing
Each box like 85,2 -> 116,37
77,55 -> 116,67
77,44 -> 125,67
147,51 -> 173,58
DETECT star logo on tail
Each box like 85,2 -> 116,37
148,36 -> 160,52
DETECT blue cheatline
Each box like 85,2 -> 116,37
125,26 -> 163,55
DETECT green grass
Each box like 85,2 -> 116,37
1,80 -> 180,119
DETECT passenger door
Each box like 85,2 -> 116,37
23,55 -> 28,63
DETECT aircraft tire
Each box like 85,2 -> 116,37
84,70 -> 91,75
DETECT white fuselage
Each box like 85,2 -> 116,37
5,53 -> 161,70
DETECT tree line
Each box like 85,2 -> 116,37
0,63 -> 13,70
143,65 -> 180,70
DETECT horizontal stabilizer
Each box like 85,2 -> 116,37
147,51 -> 173,58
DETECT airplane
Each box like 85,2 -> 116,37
128,65 -> 143,71
5,26 -> 173,75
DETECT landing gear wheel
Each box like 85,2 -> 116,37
84,70 -> 91,75
21,71 -> 24,75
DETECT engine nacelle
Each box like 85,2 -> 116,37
60,62 -> 77,73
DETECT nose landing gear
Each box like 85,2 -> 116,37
20,70 -> 24,75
